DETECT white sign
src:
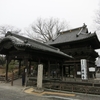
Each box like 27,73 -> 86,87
81,59 -> 88,80
77,71 -> 81,75
89,67 -> 95,72
25,68 -> 27,73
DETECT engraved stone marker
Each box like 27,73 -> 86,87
37,64 -> 43,89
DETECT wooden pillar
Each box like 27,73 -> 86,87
5,60 -> 9,81
74,65 -> 76,78
68,66 -> 70,77
28,61 -> 31,75
18,60 -> 21,76
38,59 -> 41,64
87,60 -> 89,79
75,64 -> 77,78
61,64 -> 64,80
25,59 -> 28,72
24,59 -> 28,86
48,61 -> 50,78
5,57 -> 11,82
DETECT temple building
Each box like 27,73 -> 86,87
0,24 -> 100,82
0,32 -> 72,81
46,24 -> 100,79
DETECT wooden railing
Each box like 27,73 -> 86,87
0,75 -> 5,81
0,74 -> 19,82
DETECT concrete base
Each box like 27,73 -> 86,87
33,87 -> 44,93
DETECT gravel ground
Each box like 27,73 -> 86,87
0,82 -> 51,100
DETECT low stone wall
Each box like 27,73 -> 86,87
27,77 -> 100,95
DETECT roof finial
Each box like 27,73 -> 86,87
94,31 -> 96,34
24,39 -> 28,43
5,31 -> 12,37
83,23 -> 87,27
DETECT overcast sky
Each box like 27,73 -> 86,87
1,0 -> 100,55
0,0 -> 100,33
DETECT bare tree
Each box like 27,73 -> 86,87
26,18 -> 70,42
94,9 -> 100,30
0,25 -> 21,66
0,25 -> 21,37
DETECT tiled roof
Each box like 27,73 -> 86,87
46,24 -> 100,48
0,32 -> 72,59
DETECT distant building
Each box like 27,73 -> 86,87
96,56 -> 100,67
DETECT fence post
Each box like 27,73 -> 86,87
72,84 -> 73,92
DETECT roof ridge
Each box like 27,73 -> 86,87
60,23 -> 87,34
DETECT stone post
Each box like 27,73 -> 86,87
37,64 -> 43,90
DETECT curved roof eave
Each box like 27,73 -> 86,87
0,32 -> 72,59
47,33 -> 100,47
